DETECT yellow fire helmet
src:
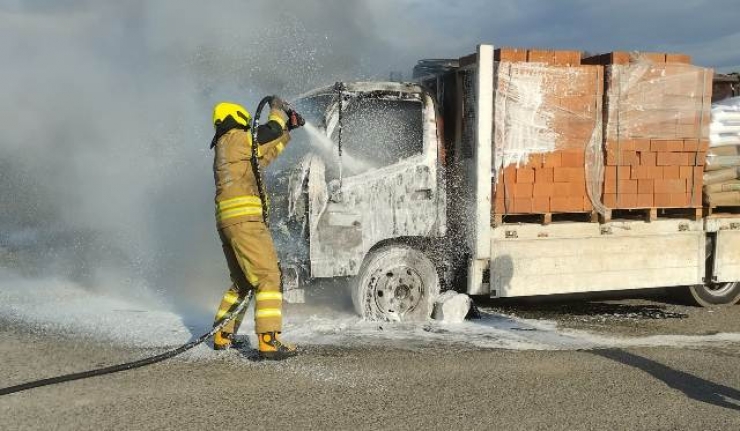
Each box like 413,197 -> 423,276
212,102 -> 252,129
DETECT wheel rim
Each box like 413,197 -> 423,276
704,282 -> 738,296
370,265 -> 425,317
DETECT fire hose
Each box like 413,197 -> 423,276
0,292 -> 253,396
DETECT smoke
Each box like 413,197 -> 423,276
0,1 -> 413,320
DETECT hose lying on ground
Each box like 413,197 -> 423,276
0,292 -> 253,396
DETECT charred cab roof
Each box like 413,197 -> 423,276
297,81 -> 424,101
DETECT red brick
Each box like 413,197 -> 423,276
619,166 -> 632,180
650,166 -> 664,179
617,194 -> 638,209
651,140 -> 683,152
665,53 -> 692,63
654,179 -> 687,194
643,52 -> 668,63
638,179 -> 654,194
631,166 -> 653,180
667,140 -> 684,151
550,196 -> 584,212
654,194 -> 672,207
651,140 -> 668,152
603,193 -> 617,208
516,168 -> 535,184
532,196 -> 550,213
692,183 -> 703,201
533,182 -> 554,197
570,196 -> 586,211
527,49 -> 552,63
620,140 -> 637,151
561,150 -> 586,168
671,193 -> 690,207
700,140 -> 710,152
553,182 -> 571,197
607,149 -> 639,166
679,166 -> 693,179
637,194 -> 654,207
511,198 -> 533,213
542,152 -> 562,168
604,166 -> 617,181
639,151 -> 657,166
618,179 -> 638,195
535,168 -> 554,183
696,152 -> 707,166
552,50 -> 582,66
603,179 -> 616,194
495,48 -> 528,62
657,152 -> 686,166
663,165 -> 680,179
513,182 -> 533,197
550,197 -> 566,212
502,166 -> 516,184
634,139 -> 651,152
694,167 -> 704,183
568,181 -> 587,196
683,139 -> 699,152
553,167 -> 585,183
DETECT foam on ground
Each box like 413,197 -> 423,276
2,270 -> 740,358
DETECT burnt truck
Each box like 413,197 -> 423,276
266,44 -> 740,321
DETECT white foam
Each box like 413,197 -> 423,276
432,291 -> 471,324
2,270 -> 740,356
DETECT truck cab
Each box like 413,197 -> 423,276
266,82 -> 448,320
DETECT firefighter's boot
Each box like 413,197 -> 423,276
213,331 -> 233,350
213,332 -> 250,350
258,332 -> 297,360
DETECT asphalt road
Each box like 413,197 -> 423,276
2,294 -> 740,430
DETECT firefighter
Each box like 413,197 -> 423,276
210,97 -> 302,360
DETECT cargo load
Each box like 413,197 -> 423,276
492,48 -> 603,217
583,52 -> 713,210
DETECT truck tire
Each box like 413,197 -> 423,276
687,282 -> 740,307
352,245 -> 440,322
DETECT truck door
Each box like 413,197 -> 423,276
309,92 -> 442,278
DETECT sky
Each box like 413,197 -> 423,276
0,0 -> 738,315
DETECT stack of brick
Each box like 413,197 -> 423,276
601,138 -> 707,208
494,151 -> 593,214
492,48 -> 603,215
583,52 -> 713,209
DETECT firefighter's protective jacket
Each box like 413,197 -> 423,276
212,108 -> 290,228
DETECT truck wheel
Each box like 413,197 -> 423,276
352,245 -> 440,322
687,282 -> 740,307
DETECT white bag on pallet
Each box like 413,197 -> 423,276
710,97 -> 740,148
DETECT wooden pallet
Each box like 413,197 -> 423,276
598,207 -> 703,223
492,207 -> 708,226
704,206 -> 740,218
493,211 -> 599,227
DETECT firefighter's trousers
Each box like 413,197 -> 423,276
213,221 -> 283,334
